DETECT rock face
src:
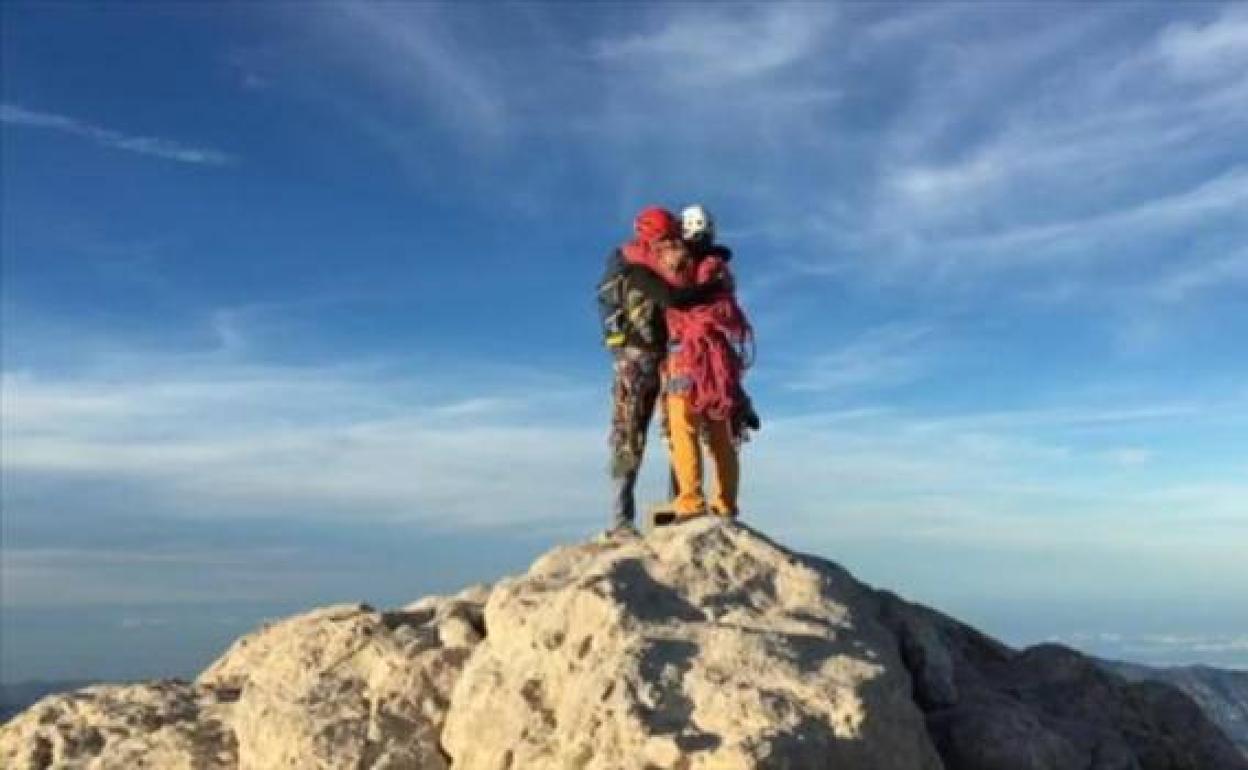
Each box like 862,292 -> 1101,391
877,593 -> 1248,770
0,679 -> 235,769
443,521 -> 941,770
2,519 -> 1244,770
1105,661 -> 1248,759
0,682 -> 96,724
195,594 -> 485,770
1,589 -> 488,770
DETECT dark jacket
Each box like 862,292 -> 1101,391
596,248 -> 722,353
688,239 -> 733,263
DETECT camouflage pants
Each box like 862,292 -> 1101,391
609,347 -> 664,480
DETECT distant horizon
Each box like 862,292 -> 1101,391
3,1 -> 1246,684
3,527 -> 1247,685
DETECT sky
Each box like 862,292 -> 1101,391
1,2 -> 1246,684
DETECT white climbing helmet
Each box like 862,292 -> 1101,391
680,204 -> 715,243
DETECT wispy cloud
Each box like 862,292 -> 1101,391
877,163 -> 1248,272
325,4 -> 508,141
1,345 -> 605,532
1149,245 -> 1248,303
781,323 -> 936,393
4,322 -> 1246,613
288,1 -> 843,201
593,3 -> 836,86
2,546 -> 317,606
775,3 -> 1248,308
1056,630 -> 1248,668
1099,447 -> 1155,467
584,2 -> 842,161
272,2 -> 1245,305
1,104 -> 233,165
1156,4 -> 1248,80
855,4 -> 969,47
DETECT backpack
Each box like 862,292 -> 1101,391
597,249 -> 629,348
596,244 -> 662,350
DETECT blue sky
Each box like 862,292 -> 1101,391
2,2 -> 1247,683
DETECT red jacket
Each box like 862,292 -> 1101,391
662,253 -> 753,420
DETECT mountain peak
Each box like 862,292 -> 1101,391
2,519 -> 1244,769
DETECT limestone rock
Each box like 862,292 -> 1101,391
197,597 -> 487,770
878,593 -> 1248,770
441,519 -> 944,770
0,679 -> 235,770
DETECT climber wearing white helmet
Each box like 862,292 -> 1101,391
656,204 -> 761,522
679,203 -> 759,435
680,204 -> 716,246
679,204 -> 741,281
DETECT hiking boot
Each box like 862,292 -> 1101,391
649,503 -> 708,529
651,509 -> 678,528
611,472 -> 639,527
600,521 -> 641,541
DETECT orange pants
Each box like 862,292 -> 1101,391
667,394 -> 739,517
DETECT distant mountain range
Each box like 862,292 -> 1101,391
1101,660 -> 1248,757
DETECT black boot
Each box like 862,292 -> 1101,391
608,470 -> 639,531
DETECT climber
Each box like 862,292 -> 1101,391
597,206 -> 726,537
657,207 -> 758,521
679,204 -> 761,450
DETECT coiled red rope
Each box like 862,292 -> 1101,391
622,240 -> 753,420
667,286 -> 753,421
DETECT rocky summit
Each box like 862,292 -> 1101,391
2,519 -> 1244,769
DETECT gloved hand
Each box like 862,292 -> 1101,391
742,405 -> 761,431
733,398 -> 761,438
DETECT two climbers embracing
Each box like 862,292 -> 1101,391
597,204 -> 760,537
